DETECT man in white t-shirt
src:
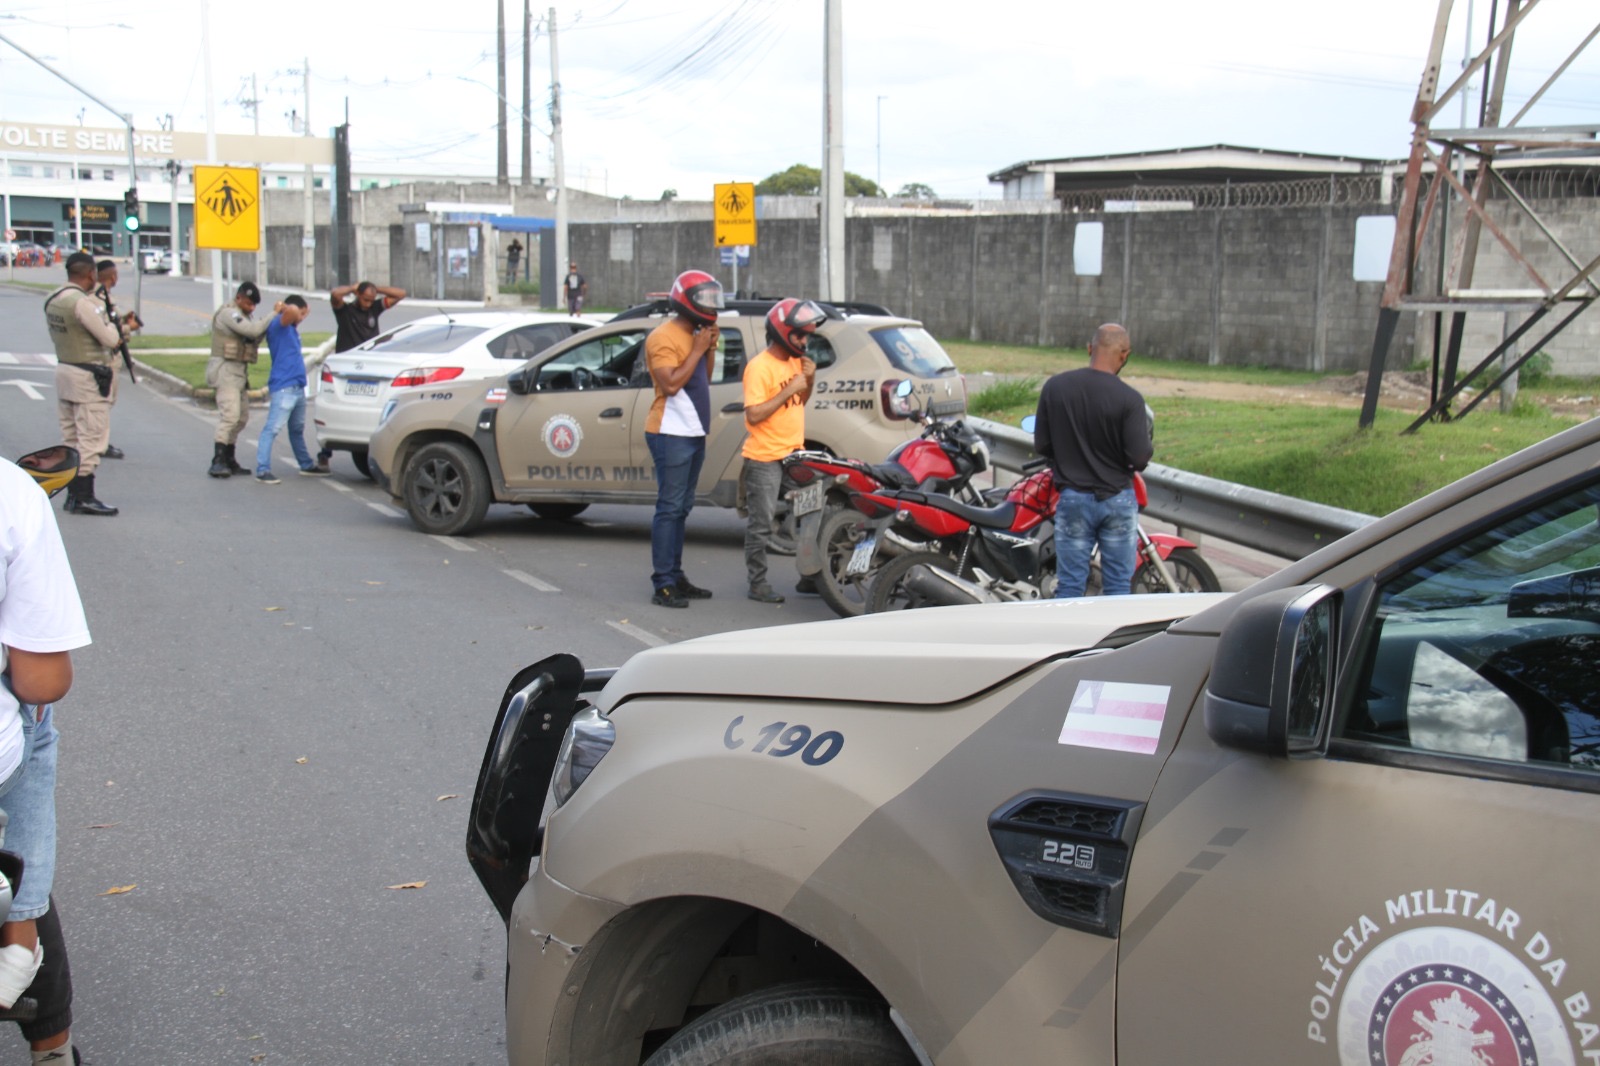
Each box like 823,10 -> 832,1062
0,457 -> 91,1033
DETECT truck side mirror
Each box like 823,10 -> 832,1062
1203,584 -> 1341,757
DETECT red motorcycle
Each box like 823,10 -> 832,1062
859,467 -> 1220,612
785,385 -> 992,617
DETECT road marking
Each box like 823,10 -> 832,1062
321,480 -> 354,493
503,569 -> 560,592
367,502 -> 405,518
607,620 -> 666,648
428,534 -> 475,552
0,353 -> 56,366
0,379 -> 46,399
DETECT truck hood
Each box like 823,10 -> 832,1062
600,594 -> 1228,709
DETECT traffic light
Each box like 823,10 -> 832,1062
122,188 -> 140,232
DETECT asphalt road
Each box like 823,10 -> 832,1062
0,273 -> 1275,1063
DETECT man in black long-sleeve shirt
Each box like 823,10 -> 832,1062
1033,323 -> 1153,597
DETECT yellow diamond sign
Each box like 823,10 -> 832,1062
714,182 -> 756,247
194,165 -> 260,251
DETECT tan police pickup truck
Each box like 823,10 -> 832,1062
468,416 -> 1600,1065
366,298 -> 968,535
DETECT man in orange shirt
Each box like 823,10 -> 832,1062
644,270 -> 725,608
740,299 -> 824,603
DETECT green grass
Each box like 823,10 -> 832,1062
942,337 -> 1591,516
134,353 -> 213,388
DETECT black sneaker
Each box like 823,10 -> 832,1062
747,585 -> 785,604
675,578 -> 713,600
652,586 -> 689,608
794,576 -> 820,595
255,471 -> 281,485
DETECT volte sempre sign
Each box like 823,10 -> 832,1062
714,182 -> 757,247
193,165 -> 261,252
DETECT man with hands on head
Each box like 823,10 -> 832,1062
314,280 -> 407,472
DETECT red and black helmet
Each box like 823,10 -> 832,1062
765,298 -> 827,358
669,269 -> 725,325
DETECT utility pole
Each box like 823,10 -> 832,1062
876,94 -> 886,193
550,7 -> 568,285
251,72 -> 265,285
202,1 -> 222,310
302,58 -> 315,290
521,0 -> 533,185
820,0 -> 845,300
497,0 -> 509,186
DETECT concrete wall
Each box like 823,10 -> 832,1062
566,205 -> 1431,373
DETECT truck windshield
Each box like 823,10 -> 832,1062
870,327 -> 957,377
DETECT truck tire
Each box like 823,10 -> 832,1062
1132,547 -> 1221,593
866,550 -> 962,613
404,441 -> 490,536
642,981 -> 917,1066
816,507 -> 878,618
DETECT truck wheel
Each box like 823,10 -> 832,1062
404,442 -> 490,536
642,981 -> 917,1066
866,550 -> 961,613
527,502 -> 589,520
816,508 -> 878,618
1132,547 -> 1221,593
351,447 -> 373,480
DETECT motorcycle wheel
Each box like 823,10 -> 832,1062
866,550 -> 962,613
816,507 -> 880,618
1132,547 -> 1221,593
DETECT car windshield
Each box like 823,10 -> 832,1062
870,327 -> 958,377
361,323 -> 488,354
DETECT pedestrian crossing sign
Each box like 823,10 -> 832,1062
194,165 -> 261,251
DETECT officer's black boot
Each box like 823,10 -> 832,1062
224,443 -> 248,476
67,474 -> 118,517
208,442 -> 232,478
62,476 -> 82,513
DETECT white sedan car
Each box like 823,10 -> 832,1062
315,312 -> 602,476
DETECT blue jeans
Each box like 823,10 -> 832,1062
0,702 -> 59,921
1054,487 -> 1138,598
256,386 -> 314,475
646,432 -> 705,590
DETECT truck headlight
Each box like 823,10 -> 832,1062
549,706 -> 615,808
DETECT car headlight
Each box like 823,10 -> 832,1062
549,706 -> 615,808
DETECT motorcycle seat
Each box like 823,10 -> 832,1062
866,462 -> 919,489
891,490 -> 1018,530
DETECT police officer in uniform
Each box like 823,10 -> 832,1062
206,282 -> 275,478
44,252 -> 131,516
94,258 -> 137,461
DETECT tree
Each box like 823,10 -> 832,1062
660,188 -> 678,202
756,164 -> 884,198
895,182 -> 938,201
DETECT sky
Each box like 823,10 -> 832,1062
0,0 -> 1595,201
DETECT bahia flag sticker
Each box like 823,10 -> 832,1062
1058,680 -> 1171,755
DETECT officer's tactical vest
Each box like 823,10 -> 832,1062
44,286 -> 110,366
211,305 -> 262,364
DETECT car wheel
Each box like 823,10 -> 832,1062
866,550 -> 962,613
816,507 -> 880,618
403,442 -> 490,536
527,502 -> 589,521
1132,547 -> 1221,593
642,981 -> 917,1066
351,447 -> 373,480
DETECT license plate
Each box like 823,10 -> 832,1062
845,535 -> 877,576
791,482 -> 825,516
345,380 -> 381,397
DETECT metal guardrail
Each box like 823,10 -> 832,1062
971,417 -> 1376,561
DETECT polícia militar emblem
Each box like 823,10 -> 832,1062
541,414 -> 583,458
1336,927 -> 1571,1066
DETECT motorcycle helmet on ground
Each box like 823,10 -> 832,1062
765,298 -> 827,358
16,446 -> 79,498
669,270 -> 725,325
